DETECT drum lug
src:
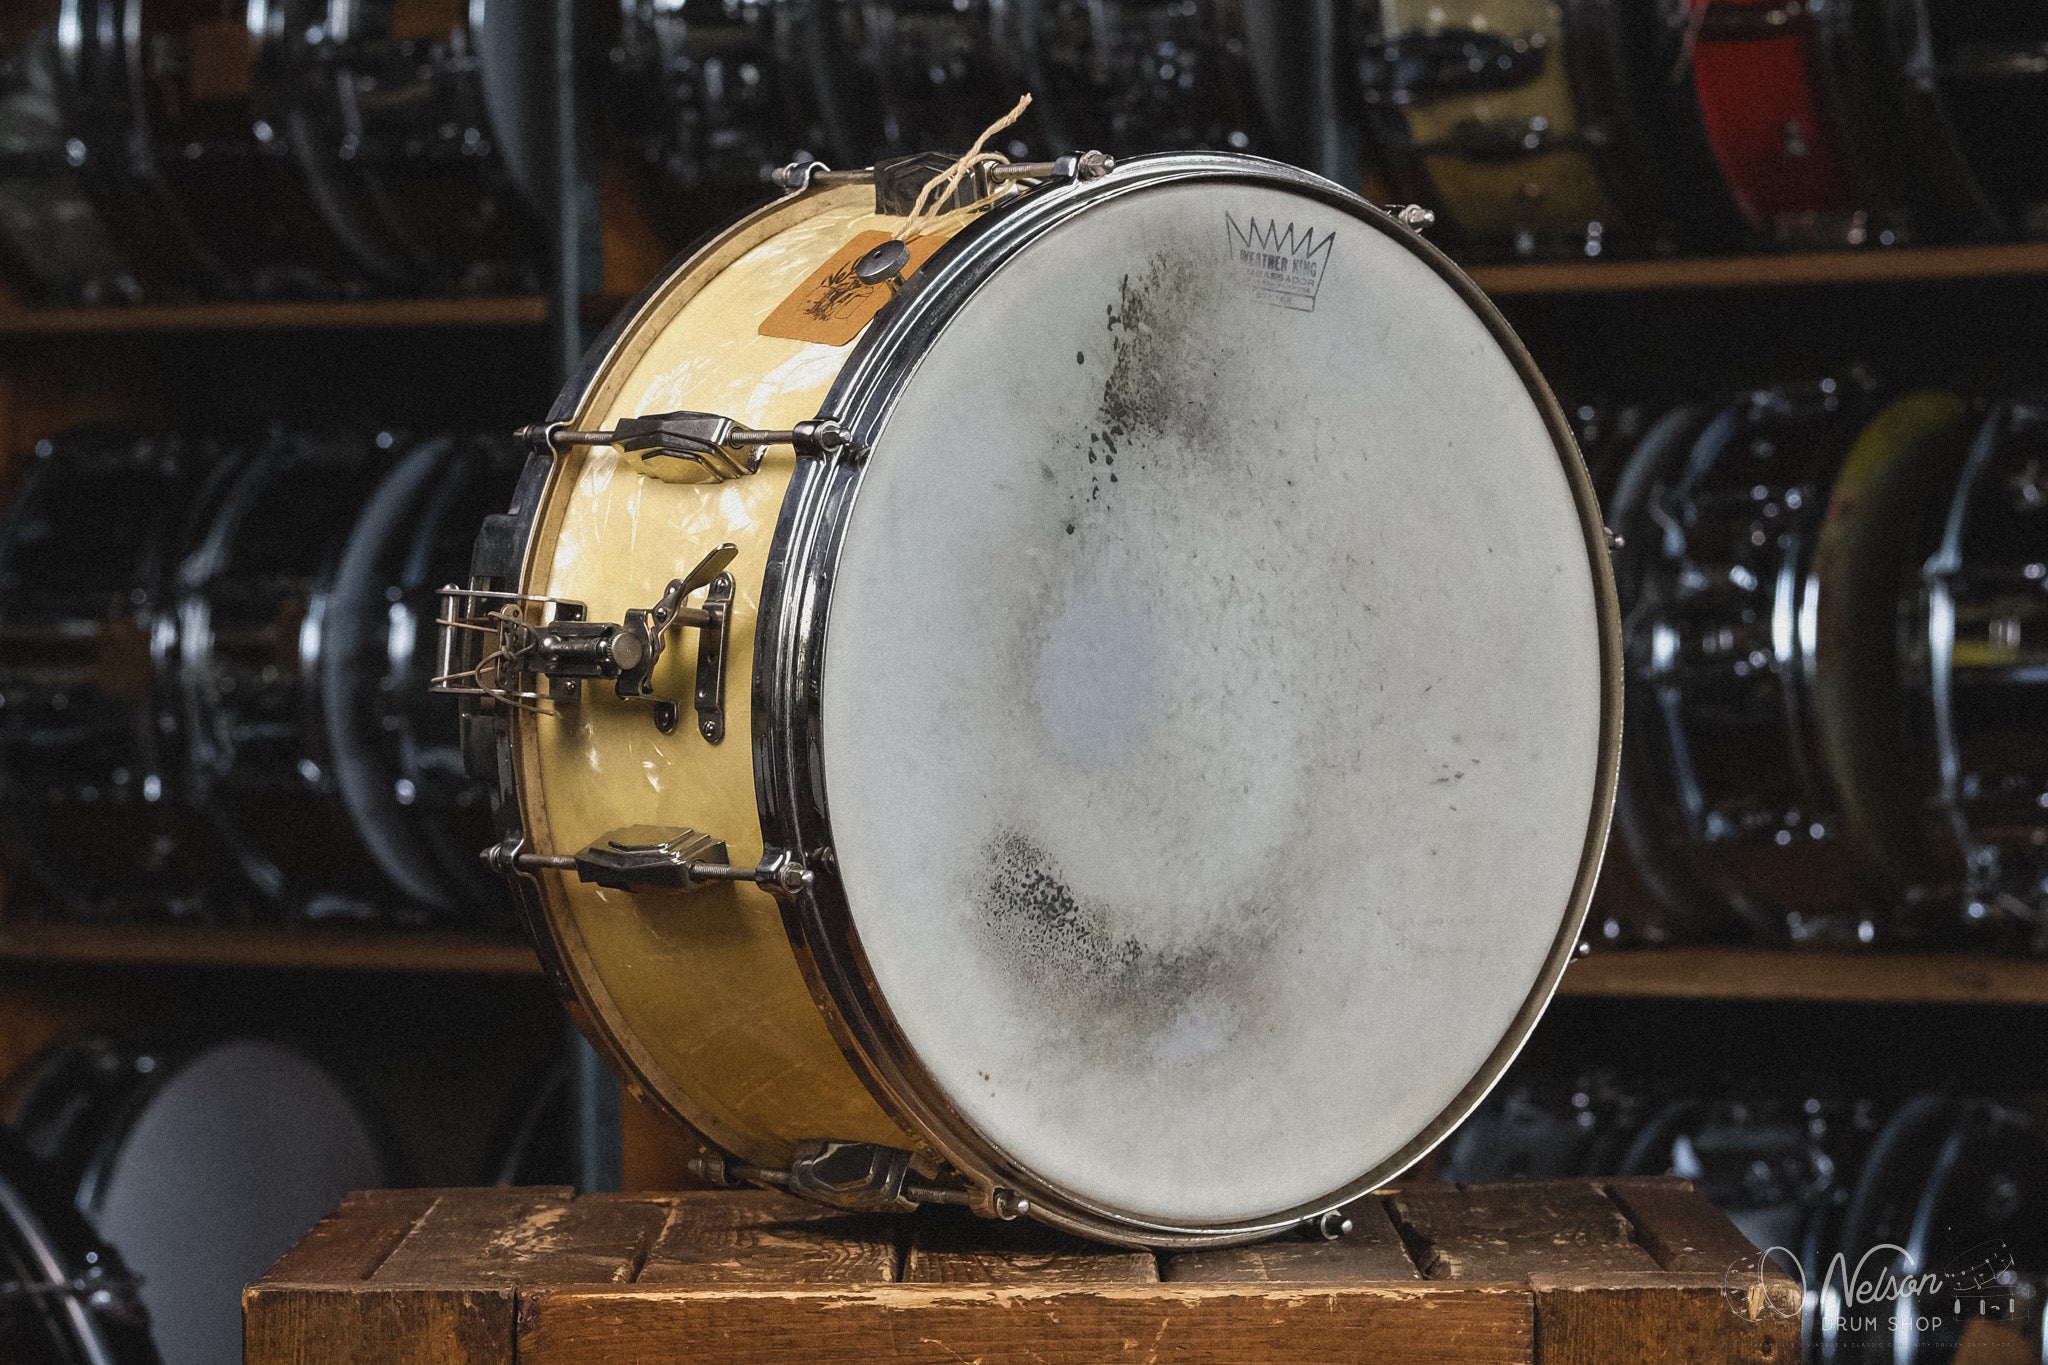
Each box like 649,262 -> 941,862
690,1140 -> 981,1215
1384,204 -> 1437,234
515,412 -> 847,482
495,825 -> 817,898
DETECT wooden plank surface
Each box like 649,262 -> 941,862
1532,1273 -> 1801,1365
0,921 -> 542,975
515,1282 -> 1535,1365
1469,239 -> 2048,296
903,1208 -> 1158,1285
1558,947 -> 2048,1004
635,1191 -> 897,1286
1389,1180 -> 1663,1281
1164,1197 -> 1423,1283
249,1181 -> 1770,1365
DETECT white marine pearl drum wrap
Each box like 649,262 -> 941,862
819,182 -> 1606,1223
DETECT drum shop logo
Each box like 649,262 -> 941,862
1724,1239 -> 2025,1341
1223,213 -> 1335,312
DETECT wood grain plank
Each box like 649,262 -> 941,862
259,1190 -> 440,1286
635,1190 -> 898,1286
1390,1181 -> 1662,1282
1556,947 -> 2048,1004
370,1188 -> 576,1285
1164,1198 -> 1422,1283
1530,1273 -> 1799,1365
517,1282 -> 1535,1365
903,1208 -> 1158,1285
1604,1179 -> 1773,1274
243,1286 -> 512,1365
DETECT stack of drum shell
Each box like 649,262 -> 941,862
0,425 -> 520,928
1349,0 -> 2048,259
0,0 -> 1304,304
1602,379 -> 2048,950
1445,1071 -> 2048,1363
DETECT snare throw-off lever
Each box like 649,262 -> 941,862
430,542 -> 738,740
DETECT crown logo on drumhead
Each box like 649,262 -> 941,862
1223,213 -> 1337,313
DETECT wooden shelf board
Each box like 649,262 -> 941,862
0,294 -> 550,335
1469,240 -> 2048,296
1559,947 -> 2048,1004
0,921 -> 543,975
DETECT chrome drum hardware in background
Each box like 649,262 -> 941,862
0,426 -> 518,927
1604,379 -> 2048,950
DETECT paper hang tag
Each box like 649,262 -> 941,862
759,231 -> 949,346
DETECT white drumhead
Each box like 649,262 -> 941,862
819,176 -> 1605,1225
93,1041 -> 386,1365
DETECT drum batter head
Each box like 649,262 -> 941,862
791,162 -> 1615,1229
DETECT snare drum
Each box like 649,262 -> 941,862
0,1127 -> 158,1365
1353,0 -> 1626,259
1910,400 -> 2048,936
1608,379 -> 1886,943
6,1036 -> 389,1365
0,4 -> 149,305
59,0 -> 377,297
445,150 -> 1619,1244
0,431 -> 237,922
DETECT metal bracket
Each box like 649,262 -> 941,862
487,826 -> 816,897
772,150 -> 1116,210
430,543 -> 738,738
517,413 -> 847,482
689,1140 -> 983,1214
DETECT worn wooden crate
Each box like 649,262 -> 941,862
243,1177 -> 1798,1364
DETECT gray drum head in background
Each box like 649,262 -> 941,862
820,179 -> 1606,1225
89,1041 -> 385,1365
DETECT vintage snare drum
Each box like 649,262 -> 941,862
59,0 -> 380,297
1678,0 -> 1898,246
0,4 -> 150,305
6,1036 -> 388,1365
323,432 -> 520,922
1009,0 -> 1280,160
0,431 -> 237,922
1906,400 -> 2048,936
272,0 -> 542,294
441,151 -> 1619,1244
1353,0 -> 1630,260
1608,379 -> 1887,944
1876,0 -> 2048,241
780,0 -> 1044,168
611,0 -> 799,242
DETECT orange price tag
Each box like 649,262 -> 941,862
758,231 -> 948,346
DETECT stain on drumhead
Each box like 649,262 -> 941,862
968,828 -> 1283,1077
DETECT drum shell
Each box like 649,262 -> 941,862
1910,400 -> 2048,932
506,185 -> 929,1168
0,5 -> 151,305
778,0 -> 1043,168
1681,0 -> 1878,244
66,0 -> 374,297
1609,382 -> 1885,942
322,433 -> 519,921
1353,0 -> 1625,260
3,1035 -> 389,1365
0,1125 -> 158,1365
281,0 -> 542,294
170,431 -> 408,919
0,432 -> 237,921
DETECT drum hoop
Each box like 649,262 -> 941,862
754,151 -> 1624,1244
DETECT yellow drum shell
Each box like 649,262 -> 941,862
1380,0 -> 1617,251
513,186 -> 926,1167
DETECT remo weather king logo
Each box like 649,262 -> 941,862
1225,213 -> 1336,312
